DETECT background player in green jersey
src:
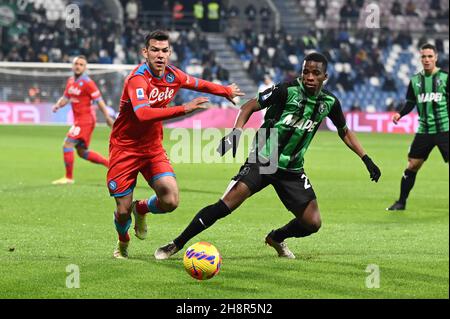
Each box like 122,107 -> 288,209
387,43 -> 449,211
155,53 -> 381,259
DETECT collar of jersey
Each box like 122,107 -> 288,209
421,67 -> 440,77
74,74 -> 89,83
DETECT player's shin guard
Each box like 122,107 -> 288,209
270,218 -> 315,243
82,150 -> 108,167
173,200 -> 231,249
399,169 -> 417,204
63,147 -> 74,179
114,212 -> 131,242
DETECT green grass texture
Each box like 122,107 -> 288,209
0,125 -> 448,299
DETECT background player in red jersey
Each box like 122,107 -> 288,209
52,56 -> 115,185
109,30 -> 244,259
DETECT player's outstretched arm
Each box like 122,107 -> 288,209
134,97 -> 209,122
181,73 -> 245,105
52,96 -> 69,113
217,98 -> 260,157
337,127 -> 381,182
97,99 -> 115,128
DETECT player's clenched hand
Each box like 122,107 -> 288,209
52,104 -> 60,113
226,83 -> 245,105
362,155 -> 381,182
392,113 -> 401,124
217,128 -> 242,157
183,97 -> 209,114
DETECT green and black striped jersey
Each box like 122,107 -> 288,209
254,78 -> 347,172
400,69 -> 449,134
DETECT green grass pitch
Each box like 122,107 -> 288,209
0,125 -> 448,299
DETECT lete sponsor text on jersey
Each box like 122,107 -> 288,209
147,87 -> 175,105
68,86 -> 82,95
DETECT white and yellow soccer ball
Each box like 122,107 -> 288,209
183,242 -> 222,280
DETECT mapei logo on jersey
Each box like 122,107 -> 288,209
282,114 -> 319,132
417,92 -> 443,103
165,72 -> 175,83
136,88 -> 145,100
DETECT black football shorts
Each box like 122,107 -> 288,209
408,132 -> 449,162
232,161 -> 316,212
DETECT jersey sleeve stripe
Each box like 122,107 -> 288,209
133,103 -> 150,112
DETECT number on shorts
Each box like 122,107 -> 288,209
70,126 -> 81,136
301,174 -> 311,189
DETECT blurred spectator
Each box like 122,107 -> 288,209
430,0 -> 441,11
228,4 -> 239,19
161,0 -> 171,28
316,0 -> 327,19
219,2 -> 229,32
405,1 -> 418,16
126,0 -> 139,21
395,31 -> 413,49
424,11 -> 437,32
193,1 -> 205,31
216,65 -> 230,82
260,5 -> 272,33
28,84 -> 41,103
245,4 -> 257,23
202,62 -> 213,81
258,74 -> 274,92
207,0 -> 220,32
382,75 -> 397,92
172,1 -> 185,29
339,0 -> 355,30
227,4 -> 240,33
391,1 -> 402,16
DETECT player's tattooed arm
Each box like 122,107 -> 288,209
52,96 -> 70,113
97,99 -> 115,128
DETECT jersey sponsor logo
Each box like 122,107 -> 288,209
68,86 -> 82,95
148,87 -> 175,105
417,92 -> 443,103
282,114 -> 319,132
136,88 -> 145,99
166,72 -> 175,83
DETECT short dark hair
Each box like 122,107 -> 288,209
145,30 -> 170,48
304,52 -> 328,71
420,43 -> 437,53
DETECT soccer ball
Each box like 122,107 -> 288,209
183,242 -> 222,280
